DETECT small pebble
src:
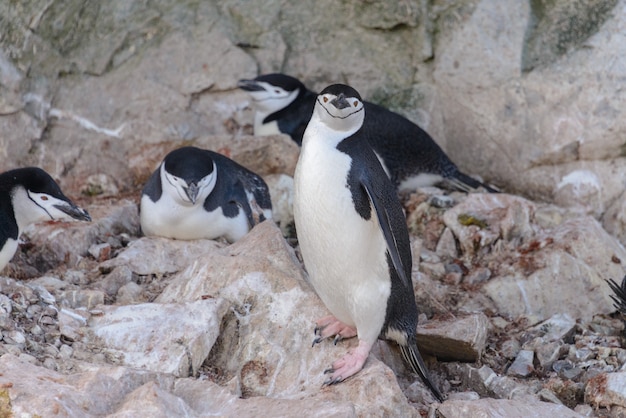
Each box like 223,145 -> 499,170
43,357 -> 58,371
40,316 -> 56,325
4,330 -> 26,345
18,353 -> 38,365
59,344 -> 73,360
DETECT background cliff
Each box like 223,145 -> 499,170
2,0 -> 625,238
1,1 -> 626,416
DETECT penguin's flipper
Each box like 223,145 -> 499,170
361,175 -> 411,289
231,186 -> 257,228
141,164 -> 164,203
399,339 -> 444,402
205,180 -> 256,228
237,170 -> 273,218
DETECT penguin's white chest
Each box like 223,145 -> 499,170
0,238 -> 19,271
140,194 -> 248,243
254,116 -> 281,136
294,139 -> 390,334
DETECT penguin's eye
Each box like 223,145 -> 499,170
323,97 -> 328,103
274,89 -> 280,94
353,101 -> 358,107
41,196 -> 48,201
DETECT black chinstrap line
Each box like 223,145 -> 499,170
27,192 -> 54,221
316,97 -> 364,120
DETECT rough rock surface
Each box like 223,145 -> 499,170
1,186 -> 625,416
436,398 -> 585,418
2,0 -> 626,242
2,1 -> 626,416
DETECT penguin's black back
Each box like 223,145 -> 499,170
362,102 -> 459,185
257,79 -> 453,179
260,78 -> 493,191
336,133 -> 416,335
205,151 -> 272,219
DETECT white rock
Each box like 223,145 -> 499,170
482,217 -> 623,321
89,298 -> 228,377
585,371 -> 626,407
100,236 -> 224,276
529,313 -> 576,342
435,398 -> 584,418
264,173 -> 294,235
507,350 -> 535,377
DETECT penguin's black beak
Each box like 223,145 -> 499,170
54,202 -> 92,222
237,79 -> 265,92
185,183 -> 200,205
330,93 -> 350,110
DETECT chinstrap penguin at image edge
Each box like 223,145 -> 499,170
0,167 -> 91,272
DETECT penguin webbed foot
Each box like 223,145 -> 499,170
322,369 -> 343,387
312,336 -> 323,347
311,315 -> 357,347
320,340 -> 371,387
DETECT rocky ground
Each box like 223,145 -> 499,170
1,137 -> 626,417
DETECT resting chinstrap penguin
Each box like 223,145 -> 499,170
140,146 -> 272,243
239,73 -> 496,194
0,167 -> 91,272
293,83 -> 443,401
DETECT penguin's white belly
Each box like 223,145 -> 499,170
0,238 -> 18,271
294,145 -> 390,342
398,173 -> 444,193
255,120 -> 281,136
140,196 -> 249,243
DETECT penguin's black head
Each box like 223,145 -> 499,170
238,73 -> 305,115
1,167 -> 91,223
2,167 -> 66,197
238,73 -> 304,94
314,84 -> 365,133
162,146 -> 217,205
319,84 -> 362,102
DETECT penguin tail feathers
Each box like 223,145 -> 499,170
399,343 -> 444,402
607,275 -> 626,315
447,172 -> 499,194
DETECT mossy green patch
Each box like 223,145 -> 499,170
458,213 -> 488,229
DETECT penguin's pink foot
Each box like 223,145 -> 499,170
312,315 -> 357,346
323,339 -> 371,385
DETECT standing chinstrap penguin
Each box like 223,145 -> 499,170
140,146 -> 272,243
0,167 -> 91,272
239,73 -> 496,194
293,84 -> 443,401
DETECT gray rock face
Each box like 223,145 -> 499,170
436,398 -> 585,418
1,189 -> 625,415
440,193 -> 622,321
2,0 -> 626,416
3,0 -> 626,241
